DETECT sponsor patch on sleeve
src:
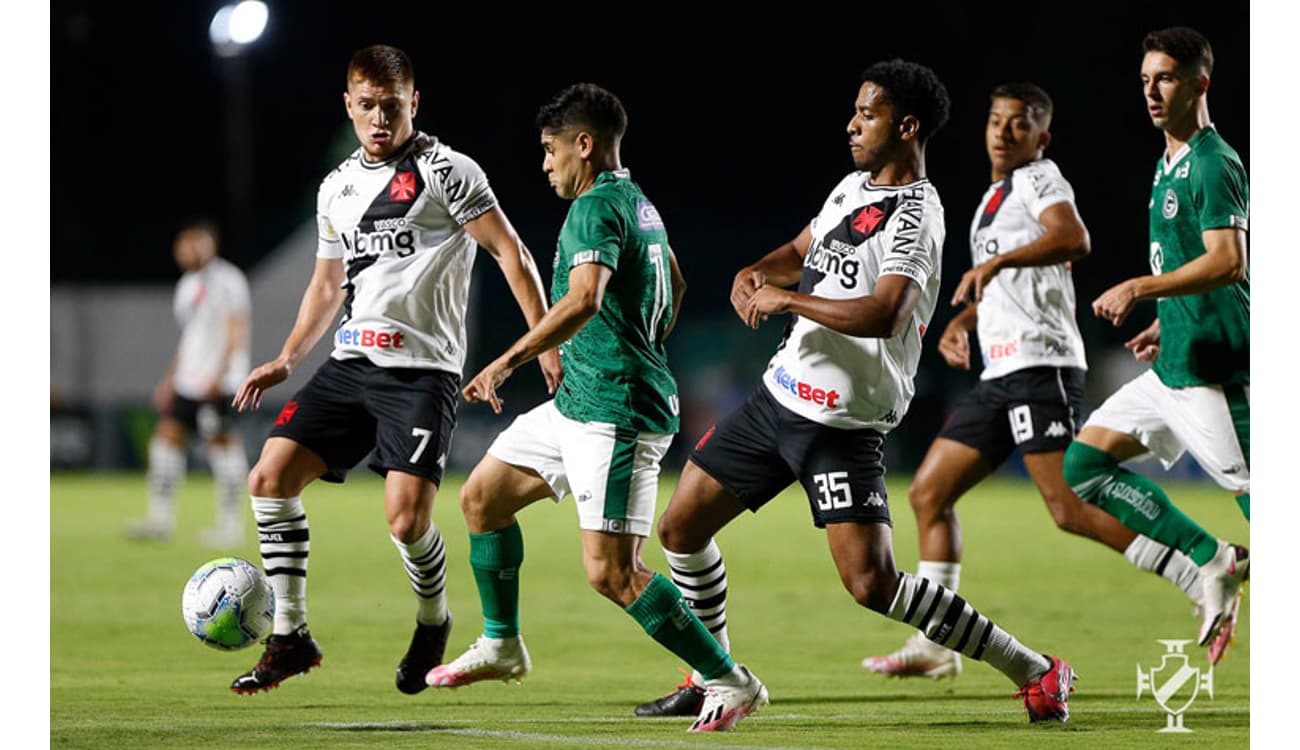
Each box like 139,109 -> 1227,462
636,201 -> 664,230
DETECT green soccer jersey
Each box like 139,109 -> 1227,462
551,169 -> 679,434
1147,126 -> 1249,387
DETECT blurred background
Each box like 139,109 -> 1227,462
49,1 -> 1248,477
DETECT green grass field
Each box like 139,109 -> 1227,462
51,472 -> 1249,749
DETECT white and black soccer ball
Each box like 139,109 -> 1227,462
181,557 -> 275,651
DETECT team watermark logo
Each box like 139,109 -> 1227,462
1136,639 -> 1213,733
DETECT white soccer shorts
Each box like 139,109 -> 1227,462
1084,369 -> 1249,493
487,400 -> 672,537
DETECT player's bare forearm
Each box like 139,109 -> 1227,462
748,225 -> 813,287
949,303 -> 978,331
662,247 -> 686,341
468,208 -> 551,328
750,275 -> 921,338
496,263 -> 611,372
996,202 -> 1091,270
277,259 -> 346,369
1127,227 -> 1246,300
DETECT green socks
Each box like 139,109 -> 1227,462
1234,492 -> 1250,521
469,522 -> 525,638
1063,442 -> 1219,566
626,573 -> 733,680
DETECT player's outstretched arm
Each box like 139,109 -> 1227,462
464,206 -> 563,394
233,258 -> 345,412
1091,227 -> 1246,326
730,224 -> 812,323
937,304 -> 978,370
744,274 -> 921,338
463,262 -> 613,414
952,202 -> 1090,305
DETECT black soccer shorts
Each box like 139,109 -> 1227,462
938,365 -> 1085,468
689,385 -> 891,528
167,393 -> 236,437
267,357 -> 458,485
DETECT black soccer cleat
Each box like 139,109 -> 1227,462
395,615 -> 453,695
635,673 -> 706,717
230,624 -> 323,694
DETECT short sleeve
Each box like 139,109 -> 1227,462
878,196 -> 939,287
425,148 -> 498,225
316,178 -> 343,260
223,266 -> 251,315
1192,155 -> 1249,232
558,195 -> 623,271
1020,161 -> 1075,218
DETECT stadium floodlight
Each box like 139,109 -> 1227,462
210,1 -> 269,57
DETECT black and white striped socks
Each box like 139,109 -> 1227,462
887,571 -> 1049,687
665,540 -> 730,683
252,496 -> 309,635
391,523 -> 450,626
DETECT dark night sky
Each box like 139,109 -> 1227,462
53,1 -> 1248,296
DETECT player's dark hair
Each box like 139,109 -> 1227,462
1143,27 -> 1214,76
179,218 -> 220,247
990,82 -> 1054,128
535,83 -> 628,144
861,60 -> 951,142
347,44 -> 415,87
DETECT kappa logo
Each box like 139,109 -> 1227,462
1221,463 -> 1244,476
340,184 -> 357,197
852,205 -> 886,235
865,492 -> 886,508
1045,421 -> 1069,438
576,491 -> 592,503
390,171 -> 417,202
832,193 -> 845,206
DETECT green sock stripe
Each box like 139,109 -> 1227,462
626,573 -> 734,681
602,429 -> 638,523
1235,492 -> 1250,521
1224,384 -> 1250,468
469,523 -> 524,638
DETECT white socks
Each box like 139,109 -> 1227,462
252,495 -> 310,634
391,523 -> 450,626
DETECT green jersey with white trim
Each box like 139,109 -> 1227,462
1147,126 -> 1249,387
551,169 -> 679,434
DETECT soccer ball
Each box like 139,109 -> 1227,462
181,557 -> 275,651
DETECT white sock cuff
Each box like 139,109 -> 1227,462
390,522 -> 439,553
665,538 -> 721,570
1124,536 -> 1165,568
251,495 -> 304,524
149,436 -> 185,469
916,560 -> 961,592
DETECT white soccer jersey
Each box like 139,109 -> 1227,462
968,158 -> 1087,380
316,132 -> 497,373
762,173 -> 945,432
173,256 -> 251,399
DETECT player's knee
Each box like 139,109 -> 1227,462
656,513 -> 699,554
387,509 -> 426,543
842,568 -> 898,614
459,480 -> 490,528
1061,441 -> 1117,504
907,477 -> 951,525
247,461 -> 286,498
1042,489 -> 1085,533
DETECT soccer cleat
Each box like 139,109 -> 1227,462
230,624 -> 323,694
425,635 -> 531,688
395,615 -> 453,695
635,670 -> 706,717
1015,654 -> 1075,723
688,665 -> 768,732
861,634 -> 962,679
1197,543 -> 1249,648
1206,588 -> 1243,665
123,517 -> 173,542
198,524 -> 244,549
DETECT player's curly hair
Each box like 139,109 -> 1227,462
536,83 -> 628,144
991,82 -> 1054,128
861,60 -> 951,143
347,44 -> 414,87
1143,27 -> 1214,76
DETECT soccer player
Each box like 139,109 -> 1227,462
638,61 -> 1075,724
425,83 -> 767,733
227,45 -> 560,694
862,83 -> 1204,680
1062,27 -> 1249,665
124,220 -> 251,548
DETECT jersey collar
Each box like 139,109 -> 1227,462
358,132 -> 428,171
595,168 -> 631,185
1162,124 -> 1216,174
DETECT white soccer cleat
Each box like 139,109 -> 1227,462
862,634 -> 962,679
425,635 -> 531,688
689,665 -> 768,732
1198,543 -> 1249,649
199,524 -> 245,549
